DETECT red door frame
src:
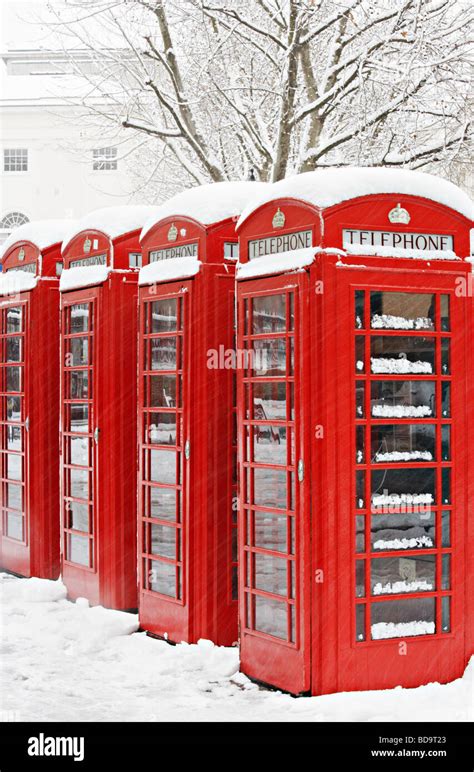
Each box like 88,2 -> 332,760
236,271 -> 312,695
311,255 -> 468,694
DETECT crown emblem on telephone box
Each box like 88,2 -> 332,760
83,238 -> 92,253
272,208 -> 285,229
388,203 -> 410,225
168,223 -> 178,242
18,247 -> 25,261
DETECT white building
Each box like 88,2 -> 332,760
0,44 -> 142,246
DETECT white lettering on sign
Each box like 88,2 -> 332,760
248,229 -> 312,260
342,229 -> 453,252
7,263 -> 36,274
70,254 -> 107,268
150,242 -> 198,262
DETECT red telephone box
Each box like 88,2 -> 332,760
0,220 -> 70,579
60,206 -> 157,610
235,168 -> 474,695
138,181 -> 267,645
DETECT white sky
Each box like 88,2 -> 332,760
1,1 -> 74,51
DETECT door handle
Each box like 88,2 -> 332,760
94,428 -> 100,445
25,416 -> 30,433
184,439 -> 190,460
298,458 -> 304,482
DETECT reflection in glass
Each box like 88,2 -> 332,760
442,382 -> 450,417
151,299 -> 177,333
355,336 -> 365,373
370,292 -> 435,330
151,337 -> 177,370
356,381 -> 365,418
6,338 -> 21,362
371,512 -> 435,551
7,511 -> 23,540
69,501 -> 89,532
356,604 -> 365,641
441,339 -> 450,375
371,555 -> 435,595
68,534 -> 90,566
440,295 -> 450,331
441,554 -> 451,590
371,336 -> 435,374
150,559 -> 176,597
70,371 -> 88,399
149,486 -> 177,522
371,468 -> 435,509
70,304 -> 89,333
70,404 -> 89,433
371,597 -> 435,639
356,560 -> 365,597
252,338 -> 286,377
7,483 -> 22,511
253,382 -> 286,421
151,524 -> 176,559
250,425 -> 287,465
356,515 -> 365,553
356,426 -> 365,464
371,381 -> 435,418
254,512 -> 288,553
252,294 -> 286,334
69,337 -> 89,366
70,469 -> 89,500
356,470 -> 365,508
254,468 -> 287,510
149,374 -> 177,408
7,426 -> 22,451
6,367 -> 21,392
355,290 -> 365,329
6,397 -> 21,422
7,454 -> 22,481
441,511 -> 450,547
254,595 -> 287,639
150,449 -> 176,485
442,468 -> 451,504
70,436 -> 89,466
441,596 -> 451,632
254,552 -> 287,596
371,424 -> 435,463
6,307 -> 22,333
147,412 -> 177,445
441,426 -> 450,461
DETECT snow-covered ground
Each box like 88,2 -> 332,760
1,573 -> 472,722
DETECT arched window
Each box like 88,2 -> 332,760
0,212 -> 29,246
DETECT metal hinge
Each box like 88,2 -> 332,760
184,440 -> 190,460
25,416 -> 30,433
297,458 -> 304,482
94,427 -> 100,445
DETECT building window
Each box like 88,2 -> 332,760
3,149 -> 28,172
224,242 -> 239,260
0,212 -> 29,247
92,147 -> 118,171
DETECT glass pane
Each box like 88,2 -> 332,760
441,511 -> 451,547
70,404 -> 89,433
70,469 -> 89,500
356,426 -> 365,464
252,382 -> 286,421
440,295 -> 450,331
150,486 -> 177,522
356,604 -> 366,641
150,559 -> 176,597
6,367 -> 21,392
151,299 -> 177,333
70,304 -> 89,333
254,512 -> 288,553
370,292 -> 435,330
70,436 -> 89,466
69,337 -> 89,366
6,338 -> 21,362
355,336 -> 365,373
70,371 -> 89,399
356,560 -> 365,597
371,336 -> 435,374
441,426 -> 450,461
371,468 -> 435,509
253,468 -> 287,509
371,424 -> 435,463
251,425 -> 287,465
69,501 -> 89,532
6,396 -> 21,422
442,468 -> 451,504
371,381 -> 436,418
356,470 -> 365,508
442,383 -> 450,417
252,339 -> 286,377
151,337 -> 177,371
355,515 -> 365,553
371,597 -> 435,639
149,449 -> 176,485
7,511 -> 23,540
371,512 -> 435,551
355,290 -> 365,329
232,566 -> 238,601
441,596 -> 451,632
254,595 -> 287,640
7,426 -> 22,451
150,524 -> 176,559
68,533 -> 90,566
254,552 -> 287,596
441,339 -> 450,375
146,412 -> 177,445
371,555 -> 435,595
356,381 -> 365,418
7,483 -> 22,510
6,307 -> 22,333
7,454 -> 22,481
441,554 -> 451,590
252,295 -> 286,334
149,375 -> 177,408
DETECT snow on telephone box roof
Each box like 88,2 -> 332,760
236,168 -> 474,228
140,181 -> 269,241
1,219 -> 73,260
61,205 -> 160,254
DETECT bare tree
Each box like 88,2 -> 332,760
46,0 -> 473,195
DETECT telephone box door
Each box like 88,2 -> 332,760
0,299 -> 29,575
138,283 -> 190,640
61,291 -> 98,589
237,273 -> 311,695
315,262 -> 466,694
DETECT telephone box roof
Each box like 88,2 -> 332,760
61,205 -> 160,254
237,167 -> 474,227
1,219 -> 73,260
140,181 -> 269,241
